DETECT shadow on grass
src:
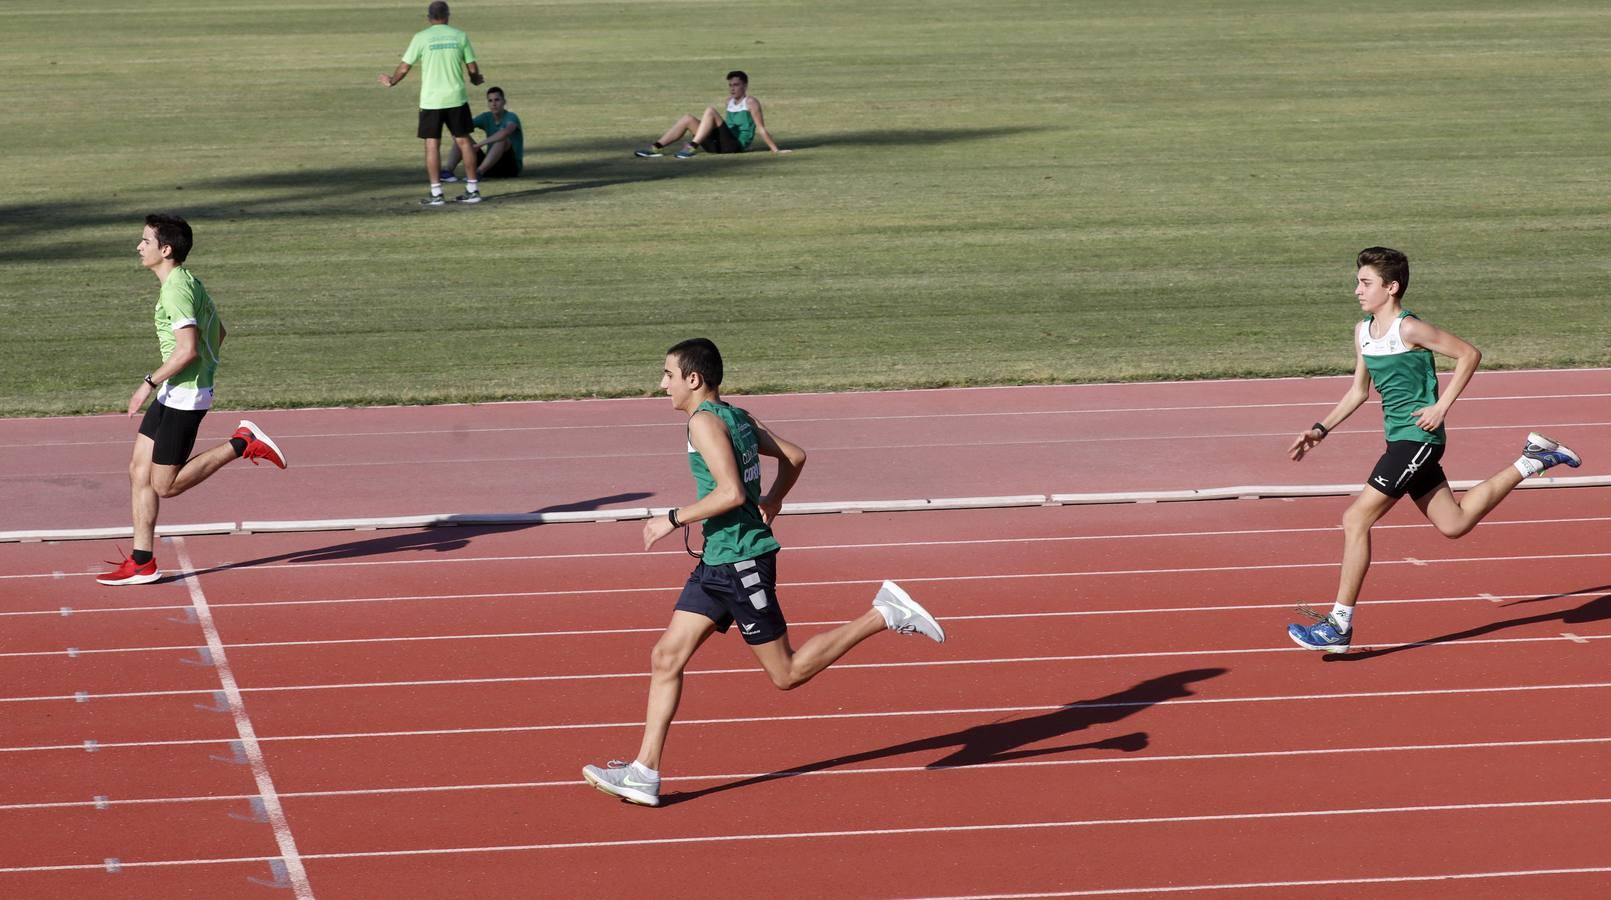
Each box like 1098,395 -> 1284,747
163,490 -> 652,580
1323,586 -> 1611,662
0,126 -> 1048,258
658,666 -> 1226,806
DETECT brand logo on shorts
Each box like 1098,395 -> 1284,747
1373,476 -> 1388,487
740,622 -> 759,634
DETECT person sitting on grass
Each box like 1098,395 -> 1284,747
441,85 -> 523,182
635,70 -> 789,159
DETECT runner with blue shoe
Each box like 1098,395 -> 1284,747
1285,248 -> 1581,653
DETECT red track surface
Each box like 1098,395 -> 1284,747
3,374 -> 1609,897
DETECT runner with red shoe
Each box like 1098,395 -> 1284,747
97,214 -> 287,586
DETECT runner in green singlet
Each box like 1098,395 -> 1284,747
582,338 -> 943,807
633,70 -> 790,159
1284,247 -> 1582,651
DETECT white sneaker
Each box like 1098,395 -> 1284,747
582,760 -> 660,807
873,580 -> 945,643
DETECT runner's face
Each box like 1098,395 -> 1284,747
487,92 -> 505,113
727,78 -> 745,98
662,355 -> 695,410
1355,266 -> 1396,313
137,226 -> 167,269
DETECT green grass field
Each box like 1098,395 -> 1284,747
4,0 -> 1608,415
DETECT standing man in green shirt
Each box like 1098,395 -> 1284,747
581,338 -> 945,807
1284,247 -> 1581,651
98,214 -> 288,586
441,85 -> 523,181
378,1 -> 486,205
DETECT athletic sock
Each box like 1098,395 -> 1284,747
1330,602 -> 1354,633
131,549 -> 154,566
651,141 -> 664,149
430,183 -> 443,197
229,436 -> 248,457
466,179 -> 479,193
1514,455 -> 1544,478
629,761 -> 659,781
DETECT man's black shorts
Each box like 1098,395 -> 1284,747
1366,440 -> 1447,499
138,400 -> 208,467
471,144 -> 521,178
697,121 -> 745,154
674,552 -> 787,645
419,104 -> 474,140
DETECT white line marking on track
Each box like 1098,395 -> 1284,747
3,681 -> 1607,754
906,866 -> 1611,898
3,735 -> 1607,812
1562,632 -> 1590,644
170,538 -> 313,900
2,632 -> 1607,705
2,798 -> 1610,873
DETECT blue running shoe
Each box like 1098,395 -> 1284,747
1523,432 -> 1581,472
673,144 -> 699,159
1287,605 -> 1351,653
633,146 -> 664,158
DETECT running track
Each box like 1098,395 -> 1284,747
2,372 -> 1608,897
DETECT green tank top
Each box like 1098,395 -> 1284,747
723,98 -> 756,149
687,400 -> 780,564
1359,311 -> 1444,445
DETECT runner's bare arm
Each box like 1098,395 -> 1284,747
127,326 -> 199,417
643,411 -> 745,549
751,417 -> 807,524
747,98 -> 788,154
379,63 -> 411,87
1400,316 -> 1481,432
1289,344 -> 1370,461
467,62 -> 484,86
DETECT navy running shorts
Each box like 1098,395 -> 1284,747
674,552 -> 787,645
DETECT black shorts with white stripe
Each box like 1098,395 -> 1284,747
673,551 -> 787,645
1365,440 -> 1447,499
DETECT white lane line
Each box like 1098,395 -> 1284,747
4,631 -> 1609,705
2,797 -> 1609,873
6,583 -> 1606,658
6,392 -> 1608,449
5,735 -> 1607,812
3,631 -> 1609,705
4,681 -> 1608,754
7,510 -> 1611,583
170,538 -> 313,900
906,866 -> 1611,899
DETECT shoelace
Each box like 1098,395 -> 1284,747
102,545 -> 133,569
605,759 -> 629,769
1295,604 -> 1325,622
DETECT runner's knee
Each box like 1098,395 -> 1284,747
649,640 -> 688,677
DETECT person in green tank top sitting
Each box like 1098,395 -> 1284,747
1284,247 -> 1582,652
633,70 -> 789,159
582,338 -> 944,807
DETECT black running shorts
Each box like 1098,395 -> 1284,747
419,104 -> 475,139
1365,440 -> 1447,499
674,552 -> 787,645
138,400 -> 208,467
697,121 -> 745,154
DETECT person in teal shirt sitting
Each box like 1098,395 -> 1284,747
443,85 -> 523,180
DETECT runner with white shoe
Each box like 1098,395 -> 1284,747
1284,247 -> 1581,651
582,338 -> 943,807
97,215 -> 288,587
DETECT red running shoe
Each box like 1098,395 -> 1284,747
97,550 -> 160,586
234,419 -> 288,469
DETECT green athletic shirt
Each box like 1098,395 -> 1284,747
472,110 -> 522,166
401,24 -> 477,110
1358,310 -> 1444,445
724,97 -> 756,149
687,400 -> 780,565
153,268 -> 223,411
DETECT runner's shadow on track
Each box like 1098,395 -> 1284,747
660,667 -> 1226,806
161,491 -> 653,580
1324,586 -> 1611,662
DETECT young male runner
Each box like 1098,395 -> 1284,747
379,1 -> 486,205
582,338 -> 943,806
633,70 -> 789,158
97,215 -> 287,586
1284,247 -> 1581,650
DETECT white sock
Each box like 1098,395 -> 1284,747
430,183 -> 443,197
1330,602 -> 1354,633
466,179 -> 479,193
629,761 -> 659,780
873,598 -> 897,629
1514,456 -> 1543,478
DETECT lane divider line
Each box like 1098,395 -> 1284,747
906,865 -> 1611,898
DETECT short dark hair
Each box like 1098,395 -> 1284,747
668,338 -> 723,388
427,1 -> 450,21
1357,246 -> 1409,300
144,213 -> 193,264
726,70 -> 748,84
487,86 -> 504,99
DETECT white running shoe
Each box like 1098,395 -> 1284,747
582,760 -> 660,807
873,580 -> 945,643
